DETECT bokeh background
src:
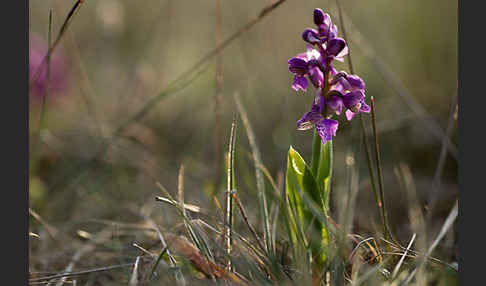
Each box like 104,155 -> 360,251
29,0 -> 457,275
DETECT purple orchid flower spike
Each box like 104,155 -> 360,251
289,8 -> 369,142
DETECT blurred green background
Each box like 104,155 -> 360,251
29,0 -> 457,254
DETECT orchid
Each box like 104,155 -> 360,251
288,8 -> 369,144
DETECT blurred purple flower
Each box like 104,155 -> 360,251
29,33 -> 68,99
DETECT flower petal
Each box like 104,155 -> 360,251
329,24 -> 338,40
292,75 -> 308,91
316,14 -> 332,38
334,45 -> 349,62
345,109 -> 356,121
308,66 -> 324,88
306,45 -> 321,60
302,28 -> 321,44
313,8 -> 326,25
288,57 -> 309,75
346,74 -> 365,90
327,38 -> 347,58
327,95 -> 344,115
342,90 -> 364,109
359,100 -> 371,113
315,119 -> 339,144
297,109 -> 323,130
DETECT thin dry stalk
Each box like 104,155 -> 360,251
231,192 -> 267,255
426,93 -> 458,223
224,118 -> 237,271
370,97 -> 392,242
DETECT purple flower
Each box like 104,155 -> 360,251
297,93 -> 339,144
325,91 -> 344,115
292,75 -> 308,91
288,45 -> 324,91
330,72 -> 365,91
323,38 -> 349,62
345,98 -> 370,120
327,71 -> 370,120
29,33 -> 69,99
302,28 -> 321,45
313,8 -> 338,41
342,90 -> 364,112
315,119 -> 338,143
289,8 -> 370,143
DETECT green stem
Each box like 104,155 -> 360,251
310,130 -> 321,176
311,64 -> 331,176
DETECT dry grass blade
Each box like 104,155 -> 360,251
132,243 -> 157,258
143,212 -> 186,286
426,93 -> 458,222
224,117 -> 237,271
155,196 -> 203,214
29,208 -> 59,240
29,232 -> 40,239
391,233 -> 416,279
29,263 -> 135,283
234,92 -> 271,254
147,247 -> 168,281
178,165 -> 186,217
394,162 -> 427,284
352,258 -> 392,286
30,229 -> 115,283
401,200 -> 458,285
164,234 -> 249,286
370,97 -> 393,242
232,192 -> 267,255
129,256 -> 141,286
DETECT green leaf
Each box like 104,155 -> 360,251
316,140 -> 333,211
285,146 -> 329,266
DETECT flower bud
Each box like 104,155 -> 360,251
314,8 -> 325,25
302,28 -> 321,44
